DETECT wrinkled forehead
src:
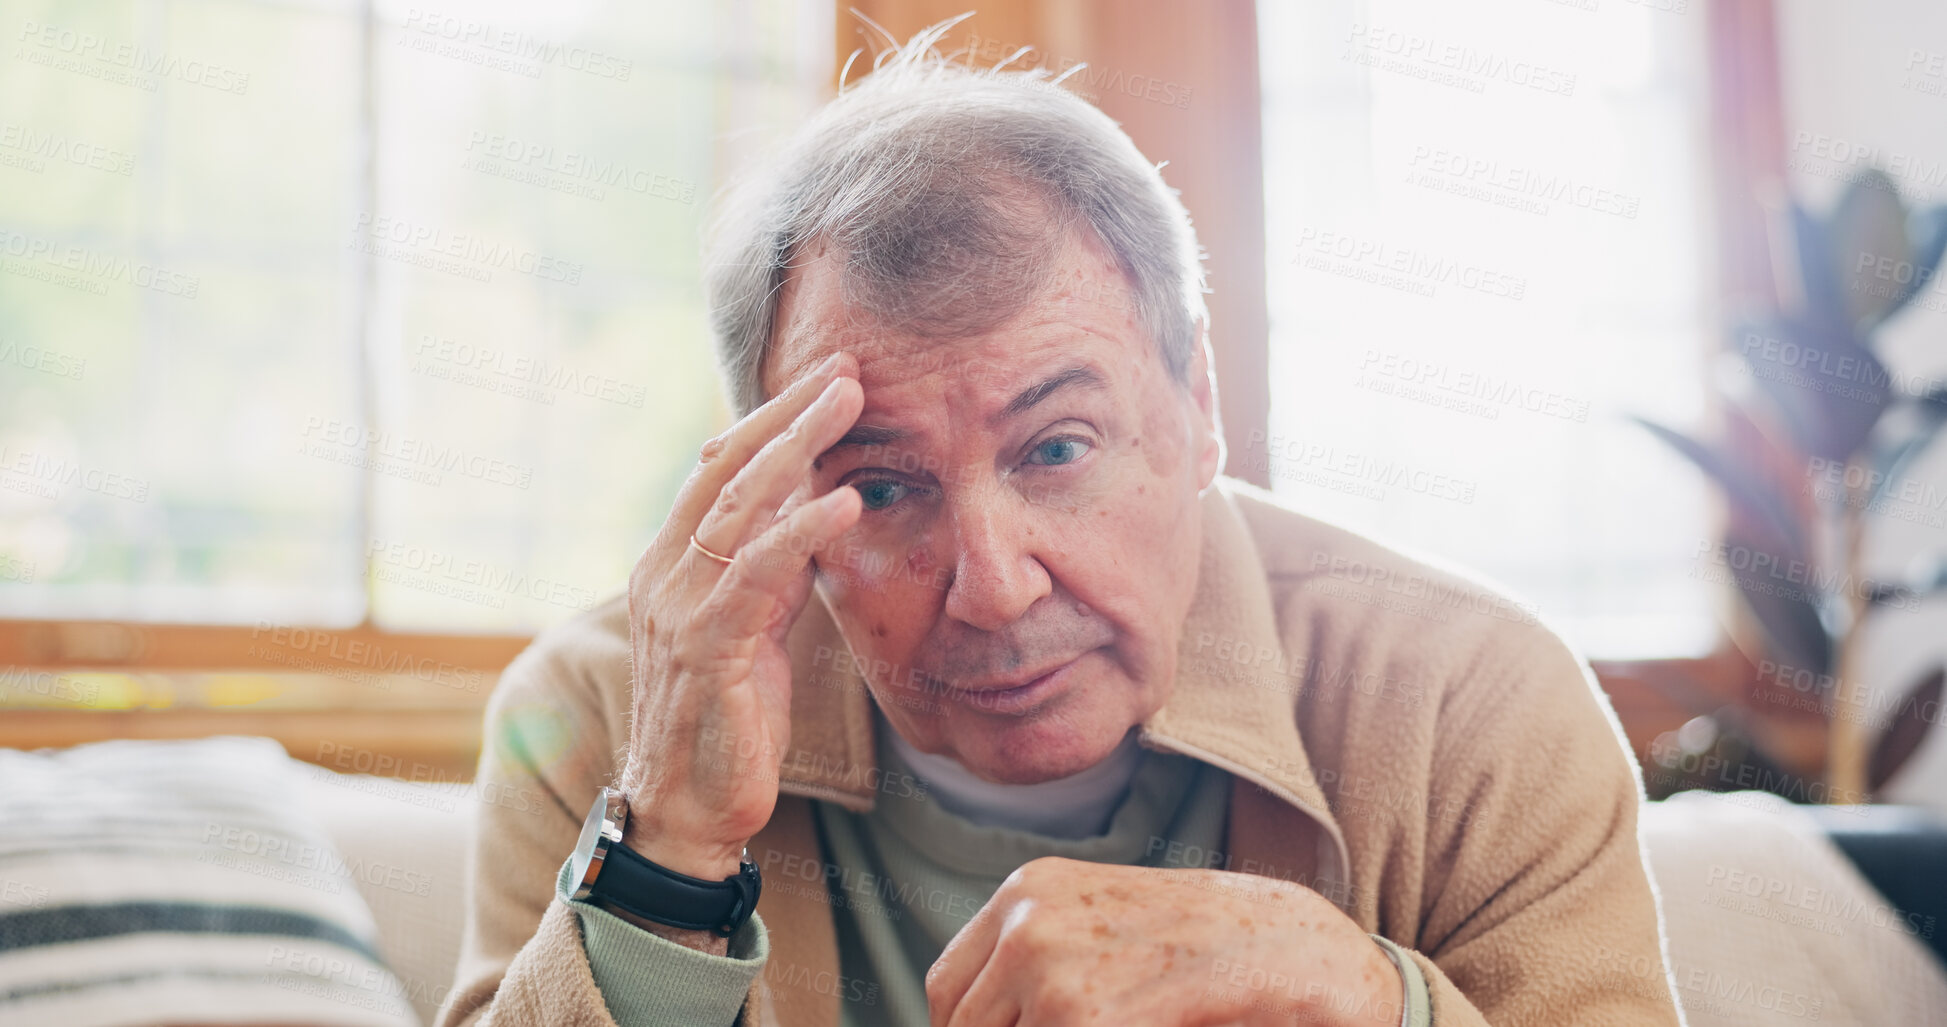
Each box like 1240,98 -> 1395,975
758,228 -> 1145,404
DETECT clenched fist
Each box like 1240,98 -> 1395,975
926,857 -> 1404,1027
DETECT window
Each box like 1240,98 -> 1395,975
0,0 -> 831,633
1258,0 -> 1717,658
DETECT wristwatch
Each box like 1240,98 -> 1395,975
568,786 -> 762,938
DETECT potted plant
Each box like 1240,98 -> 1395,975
1637,168 -> 1947,801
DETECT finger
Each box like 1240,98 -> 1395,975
942,958 -> 1021,1027
701,483 -> 862,642
667,350 -> 855,539
927,902 -> 1005,1027
693,373 -> 863,557
758,490 -> 838,651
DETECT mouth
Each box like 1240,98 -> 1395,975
942,654 -> 1086,714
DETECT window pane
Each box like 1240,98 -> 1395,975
0,0 -> 829,631
363,0 -> 827,632
1258,0 -> 1717,658
0,0 -> 364,624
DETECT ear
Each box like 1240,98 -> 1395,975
1186,319 -> 1225,491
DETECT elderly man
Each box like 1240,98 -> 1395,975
437,39 -> 1682,1027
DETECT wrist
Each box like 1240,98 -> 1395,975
619,817 -> 746,880
1362,937 -> 1409,1027
571,785 -> 760,944
593,898 -> 734,956
1275,936 -> 1403,1027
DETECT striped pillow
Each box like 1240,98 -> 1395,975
0,736 -> 421,1026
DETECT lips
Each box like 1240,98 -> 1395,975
953,658 -> 1081,694
942,654 -> 1084,713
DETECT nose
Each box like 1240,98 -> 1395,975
940,489 -> 1051,633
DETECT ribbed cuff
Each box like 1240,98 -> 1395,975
556,856 -> 769,1026
1370,934 -> 1432,1027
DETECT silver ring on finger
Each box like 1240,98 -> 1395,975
689,533 -> 736,566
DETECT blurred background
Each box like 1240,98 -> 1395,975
2,0 -> 1945,814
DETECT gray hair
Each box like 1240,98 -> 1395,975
702,20 -> 1209,417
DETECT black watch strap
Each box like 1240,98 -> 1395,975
593,843 -> 762,938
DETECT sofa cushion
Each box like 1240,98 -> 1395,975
0,736 -> 420,1027
1644,790 -> 1947,1025
297,762 -> 474,1027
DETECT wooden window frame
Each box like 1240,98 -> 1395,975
3,0 -> 1790,782
0,620 -> 527,776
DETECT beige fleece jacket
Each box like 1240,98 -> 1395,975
437,478 -> 1684,1026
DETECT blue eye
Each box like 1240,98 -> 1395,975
855,479 -> 908,511
1027,437 -> 1090,466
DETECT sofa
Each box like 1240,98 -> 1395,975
302,768 -> 1947,1026
5,739 -> 1946,1026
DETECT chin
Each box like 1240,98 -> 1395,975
958,737 -> 1119,785
932,658 -> 1149,784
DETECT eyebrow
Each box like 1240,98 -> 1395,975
814,365 -> 1108,466
995,365 -> 1108,425
824,423 -> 908,454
